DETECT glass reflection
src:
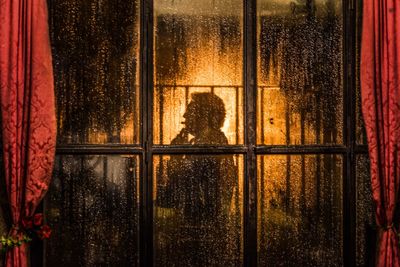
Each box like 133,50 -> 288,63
257,154 -> 343,266
257,0 -> 343,145
154,0 -> 243,145
45,155 -> 140,266
154,154 -> 244,266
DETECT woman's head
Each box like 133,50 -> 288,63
183,93 -> 226,135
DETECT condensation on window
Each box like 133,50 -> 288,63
257,0 -> 343,145
356,155 -> 376,267
257,154 -> 343,266
45,155 -> 140,266
356,61 -> 367,145
48,0 -> 140,144
356,84 -> 367,145
154,0 -> 244,145
154,154 -> 244,266
355,2 -> 365,145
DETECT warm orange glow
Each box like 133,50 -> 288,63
154,24 -> 244,144
256,86 -> 318,145
87,128 -> 108,144
257,47 -> 317,144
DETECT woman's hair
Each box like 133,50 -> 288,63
190,92 -> 226,129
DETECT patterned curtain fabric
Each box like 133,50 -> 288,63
0,0 -> 57,266
361,1 -> 400,266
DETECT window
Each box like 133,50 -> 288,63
44,0 -> 373,266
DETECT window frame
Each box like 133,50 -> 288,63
46,0 -> 367,266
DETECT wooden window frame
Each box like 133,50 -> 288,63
43,0 -> 366,266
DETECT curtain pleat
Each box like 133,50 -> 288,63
361,0 -> 400,266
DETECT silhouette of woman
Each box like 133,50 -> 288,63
157,93 -> 240,266
171,92 -> 228,145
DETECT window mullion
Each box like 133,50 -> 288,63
244,0 -> 257,265
140,0 -> 153,265
343,0 -> 358,265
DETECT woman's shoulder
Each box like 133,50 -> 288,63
211,130 -> 228,144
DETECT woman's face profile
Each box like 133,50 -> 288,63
182,101 -> 199,135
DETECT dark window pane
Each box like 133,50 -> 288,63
0,156 -> 6,239
355,3 -> 366,145
154,0 -> 244,145
356,155 -> 376,267
49,0 -> 140,144
257,0 -> 343,145
154,154 -> 244,266
257,155 -> 343,266
356,64 -> 367,144
45,155 -> 140,266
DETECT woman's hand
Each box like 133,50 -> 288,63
171,128 -> 189,145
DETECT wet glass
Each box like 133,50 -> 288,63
355,4 -> 366,145
154,0 -> 244,145
48,0 -> 140,144
45,155 -> 140,266
356,155 -> 376,267
356,56 -> 367,144
356,87 -> 367,145
257,154 -> 343,266
257,0 -> 343,145
154,154 -> 244,266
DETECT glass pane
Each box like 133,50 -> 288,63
154,154 -> 244,266
45,155 -> 140,266
356,61 -> 367,144
355,3 -> 366,145
356,155 -> 376,267
257,155 -> 343,266
257,0 -> 343,145
154,0 -> 244,145
356,90 -> 367,144
49,0 -> 140,144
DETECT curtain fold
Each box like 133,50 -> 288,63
0,0 -> 57,266
361,0 -> 400,266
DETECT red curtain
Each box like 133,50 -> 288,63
361,0 -> 400,266
0,0 -> 56,266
